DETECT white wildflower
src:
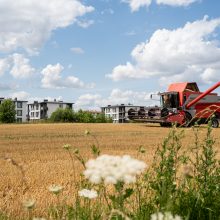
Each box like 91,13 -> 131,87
63,144 -> 71,150
151,212 -> 182,220
84,130 -> 90,135
78,189 -> 98,199
84,154 -> 147,184
23,199 -> 35,210
48,184 -> 63,195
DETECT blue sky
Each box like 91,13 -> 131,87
0,0 -> 220,109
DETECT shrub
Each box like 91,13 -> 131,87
50,107 -> 76,122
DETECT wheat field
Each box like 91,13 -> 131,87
0,123 -> 219,217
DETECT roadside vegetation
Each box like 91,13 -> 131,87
50,108 -> 112,123
1,122 -> 219,219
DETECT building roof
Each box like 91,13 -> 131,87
14,100 -> 28,102
28,100 -> 74,105
0,97 -> 28,102
101,104 -> 144,108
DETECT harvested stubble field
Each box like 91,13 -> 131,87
0,123 -> 219,218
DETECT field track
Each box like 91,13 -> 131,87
0,123 -> 219,217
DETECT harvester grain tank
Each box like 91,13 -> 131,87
128,81 -> 220,127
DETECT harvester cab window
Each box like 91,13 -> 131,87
161,93 -> 179,108
162,95 -> 171,108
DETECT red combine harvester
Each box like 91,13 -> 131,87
128,82 -> 220,127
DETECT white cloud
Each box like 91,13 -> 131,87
125,31 -> 137,36
10,91 -> 30,100
201,68 -> 220,84
75,89 -> 156,110
108,16 -> 220,85
123,0 -> 198,11
101,8 -> 114,15
0,0 -> 94,53
0,53 -> 35,78
122,0 -> 152,12
0,58 -> 10,76
75,94 -> 102,110
41,63 -> 95,89
76,19 -> 94,28
10,54 -> 35,78
70,47 -> 85,54
156,0 -> 198,6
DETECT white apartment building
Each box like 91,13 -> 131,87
101,104 -> 145,123
0,97 -> 28,122
27,99 -> 74,121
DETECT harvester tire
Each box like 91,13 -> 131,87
211,118 -> 219,128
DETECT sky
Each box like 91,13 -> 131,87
0,0 -> 220,110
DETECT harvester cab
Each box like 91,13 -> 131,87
160,92 -> 180,109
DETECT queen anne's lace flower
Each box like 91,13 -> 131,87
84,155 -> 147,184
151,212 -> 182,220
78,189 -> 98,199
22,199 -> 35,210
48,185 -> 63,195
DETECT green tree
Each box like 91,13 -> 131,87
63,107 -> 78,122
50,107 -> 77,122
0,99 -> 16,123
76,110 -> 95,123
50,108 -> 64,122
95,113 -> 112,123
50,108 -> 112,123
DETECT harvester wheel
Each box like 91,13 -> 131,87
211,118 -> 219,128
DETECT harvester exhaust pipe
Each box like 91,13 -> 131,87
186,81 -> 220,109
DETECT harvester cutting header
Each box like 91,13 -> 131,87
128,81 -> 220,128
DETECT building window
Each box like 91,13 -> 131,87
66,104 -> 72,109
36,112 -> 39,117
17,110 -> 22,116
31,112 -> 34,117
36,104 -> 39,110
17,102 -> 22,108
16,118 -> 22,123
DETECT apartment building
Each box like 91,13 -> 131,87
27,99 -> 74,121
101,104 -> 144,123
0,97 -> 28,122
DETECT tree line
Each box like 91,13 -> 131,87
50,108 -> 112,123
0,99 -> 112,123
